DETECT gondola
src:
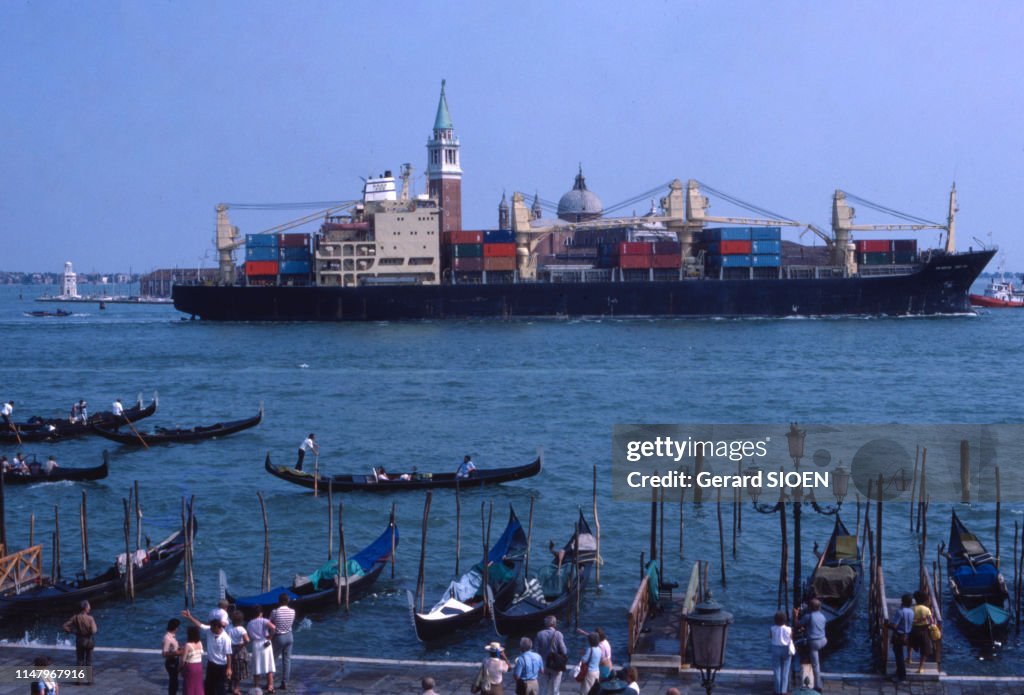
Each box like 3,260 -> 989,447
0,523 -> 193,616
412,507 -> 527,641
945,511 -> 1012,641
263,453 -> 541,493
227,518 -> 397,615
801,515 -> 863,639
495,510 -> 597,635
91,405 -> 263,445
2,451 -> 110,485
0,395 -> 158,443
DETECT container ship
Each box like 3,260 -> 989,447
173,83 -> 994,321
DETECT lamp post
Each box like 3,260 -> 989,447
683,596 -> 733,695
746,424 -> 850,610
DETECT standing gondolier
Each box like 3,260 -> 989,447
296,433 -> 318,471
112,398 -> 124,417
2,400 -> 14,426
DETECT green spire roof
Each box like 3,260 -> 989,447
434,79 -> 453,130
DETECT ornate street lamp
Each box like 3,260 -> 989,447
786,423 -> 806,468
683,597 -> 733,695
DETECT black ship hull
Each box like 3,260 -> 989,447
173,250 -> 994,321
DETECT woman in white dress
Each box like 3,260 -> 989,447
245,606 -> 276,693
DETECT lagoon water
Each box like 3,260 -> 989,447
1,284 -> 1021,675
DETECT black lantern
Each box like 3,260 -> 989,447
683,597 -> 733,694
744,465 -> 762,504
891,467 -> 912,493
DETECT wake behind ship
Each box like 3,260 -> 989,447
173,82 -> 994,322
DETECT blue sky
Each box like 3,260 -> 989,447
3,1 -> 1022,272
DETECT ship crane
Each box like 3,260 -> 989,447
830,185 -> 958,268
213,201 -> 358,284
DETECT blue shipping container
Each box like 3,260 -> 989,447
246,234 -> 279,248
279,261 -> 311,275
751,240 -> 781,254
280,246 -> 311,261
483,229 -> 516,243
704,228 -> 752,242
246,246 -> 279,261
707,254 -> 753,268
750,227 -> 782,241
751,254 -> 781,267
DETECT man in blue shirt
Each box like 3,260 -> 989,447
456,454 -> 477,479
796,598 -> 828,692
514,636 -> 544,695
888,593 -> 915,682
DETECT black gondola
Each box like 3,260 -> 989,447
2,451 -> 110,485
0,524 -> 192,616
945,511 -> 1012,641
801,516 -> 863,639
0,396 -> 158,443
264,453 -> 541,493
227,519 -> 397,615
91,405 -> 263,445
495,510 -> 597,635
412,507 -> 527,641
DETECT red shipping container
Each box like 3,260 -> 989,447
652,254 -> 682,269
445,231 -> 484,245
619,255 -> 653,269
654,241 -> 681,255
279,233 -> 311,248
483,256 -> 516,271
246,261 -> 278,276
719,240 -> 752,254
451,257 -> 484,272
892,239 -> 917,252
619,241 -> 654,256
853,239 -> 891,253
483,243 -> 516,258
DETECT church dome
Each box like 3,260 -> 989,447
557,166 -> 603,222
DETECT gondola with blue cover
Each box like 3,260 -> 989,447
945,511 -> 1012,643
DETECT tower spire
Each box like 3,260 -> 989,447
427,80 -> 462,233
434,79 -> 453,131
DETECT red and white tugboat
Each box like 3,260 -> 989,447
970,278 -> 1024,307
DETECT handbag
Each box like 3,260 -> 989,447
788,639 -> 796,656
546,649 -> 569,672
574,653 -> 590,683
929,624 -> 942,641
471,663 -> 492,694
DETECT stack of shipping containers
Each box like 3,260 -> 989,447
443,230 -> 516,283
245,234 -> 279,285
279,233 -> 312,285
854,239 -> 917,266
704,227 -> 782,278
595,240 -> 682,280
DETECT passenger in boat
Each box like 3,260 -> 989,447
296,433 -> 318,471
43,455 -> 58,475
112,398 -> 124,417
12,452 -> 30,475
0,455 -> 8,473
70,401 -> 80,423
376,467 -> 391,481
456,454 -> 477,479
77,400 -> 88,424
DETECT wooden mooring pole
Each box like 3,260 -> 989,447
122,497 -> 133,600
592,464 -> 601,588
909,445 -> 919,532
79,491 -> 89,574
959,440 -> 970,504
454,479 -> 461,577
416,492 -> 432,613
717,487 -> 726,587
995,466 -> 1002,567
525,496 -> 535,577
390,502 -> 397,579
338,501 -> 349,611
257,492 -> 270,593
678,484 -> 685,560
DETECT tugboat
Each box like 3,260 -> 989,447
969,278 -> 1024,308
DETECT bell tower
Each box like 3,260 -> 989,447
427,80 -> 462,233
